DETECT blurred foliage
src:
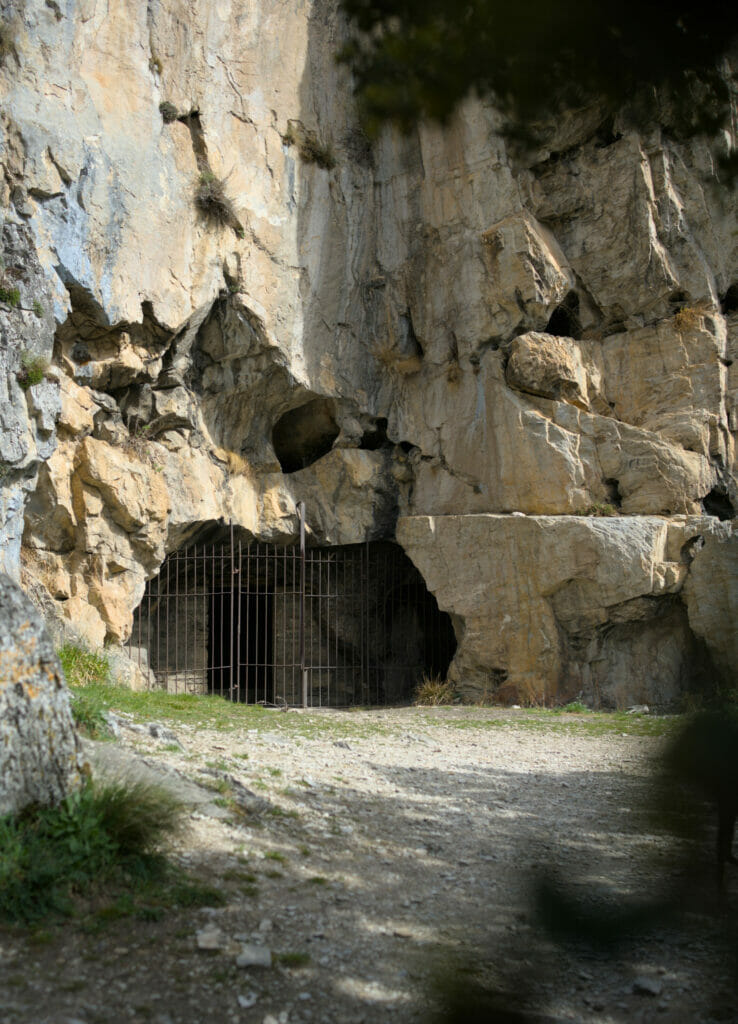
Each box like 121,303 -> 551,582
338,0 -> 738,159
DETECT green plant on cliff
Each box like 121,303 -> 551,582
16,351 -> 49,390
0,285 -> 20,307
578,502 -> 618,517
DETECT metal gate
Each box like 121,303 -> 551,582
125,508 -> 456,706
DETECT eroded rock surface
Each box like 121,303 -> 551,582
0,0 -> 736,704
0,573 -> 83,815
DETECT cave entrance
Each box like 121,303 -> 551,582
127,527 -> 456,706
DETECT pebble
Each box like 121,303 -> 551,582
236,944 -> 273,968
196,925 -> 224,950
237,992 -> 259,1008
633,977 -> 663,997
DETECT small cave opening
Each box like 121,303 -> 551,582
721,283 -> 738,314
603,478 -> 623,509
359,417 -> 389,451
127,533 -> 457,706
702,487 -> 735,521
272,399 -> 340,473
545,291 -> 582,340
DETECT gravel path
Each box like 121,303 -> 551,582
1,707 -> 736,1024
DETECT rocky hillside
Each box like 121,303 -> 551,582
0,0 -> 736,705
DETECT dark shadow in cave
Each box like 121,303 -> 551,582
272,398 -> 340,473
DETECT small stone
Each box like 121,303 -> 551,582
633,977 -> 662,997
236,944 -> 272,968
238,992 -> 258,1009
196,926 -> 224,950
259,918 -> 273,932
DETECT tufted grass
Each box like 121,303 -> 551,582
0,779 -> 184,923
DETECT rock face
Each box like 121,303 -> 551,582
1,0 -> 737,706
0,573 -> 83,815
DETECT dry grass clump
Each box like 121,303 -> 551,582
159,101 -> 178,124
283,121 -> 336,170
674,306 -> 703,332
195,171 -> 238,228
413,675 -> 456,706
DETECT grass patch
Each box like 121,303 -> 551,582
16,351 -> 49,389
0,779 -> 184,923
0,285 -> 20,307
576,502 -> 619,517
264,850 -> 287,863
414,675 -> 456,706
58,641 -> 110,687
275,951 -> 310,967
70,688 -> 112,739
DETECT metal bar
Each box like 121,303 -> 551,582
236,532 -> 242,703
299,500 -> 307,707
245,539 -> 251,703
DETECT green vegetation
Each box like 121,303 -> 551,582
0,285 -> 20,307
274,951 -> 311,967
32,299 -> 44,317
58,641 -> 110,687
338,0 -> 738,176
413,674 -> 456,706
577,503 -> 618,517
0,779 -> 183,923
16,351 -> 49,390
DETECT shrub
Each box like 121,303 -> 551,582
194,171 -> 237,227
413,674 -> 456,706
0,285 -> 20,307
159,101 -> 178,124
16,352 -> 49,390
32,299 -> 44,318
0,779 -> 183,922
282,122 -> 336,170
58,641 -> 110,688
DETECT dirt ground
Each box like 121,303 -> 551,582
1,706 -> 737,1024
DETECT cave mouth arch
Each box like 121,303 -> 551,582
127,532 -> 456,706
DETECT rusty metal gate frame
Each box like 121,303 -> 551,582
126,504 -> 450,706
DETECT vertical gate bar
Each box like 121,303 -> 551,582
245,539 -> 251,704
175,549 -> 180,691
163,552 -> 168,692
307,548 -> 312,706
229,523 -> 234,702
317,546 -> 323,708
298,500 -> 307,708
236,534 -> 242,702
272,540 -> 277,702
181,548 -> 187,692
255,542 -> 261,701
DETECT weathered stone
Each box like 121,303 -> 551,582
397,514 -> 729,706
0,573 -> 83,815
506,332 -> 590,409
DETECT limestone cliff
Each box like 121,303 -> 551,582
1,0 -> 736,706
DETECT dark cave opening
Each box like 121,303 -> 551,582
128,535 -> 457,706
545,291 -> 582,340
702,487 -> 735,521
721,283 -> 738,314
272,398 -> 340,473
